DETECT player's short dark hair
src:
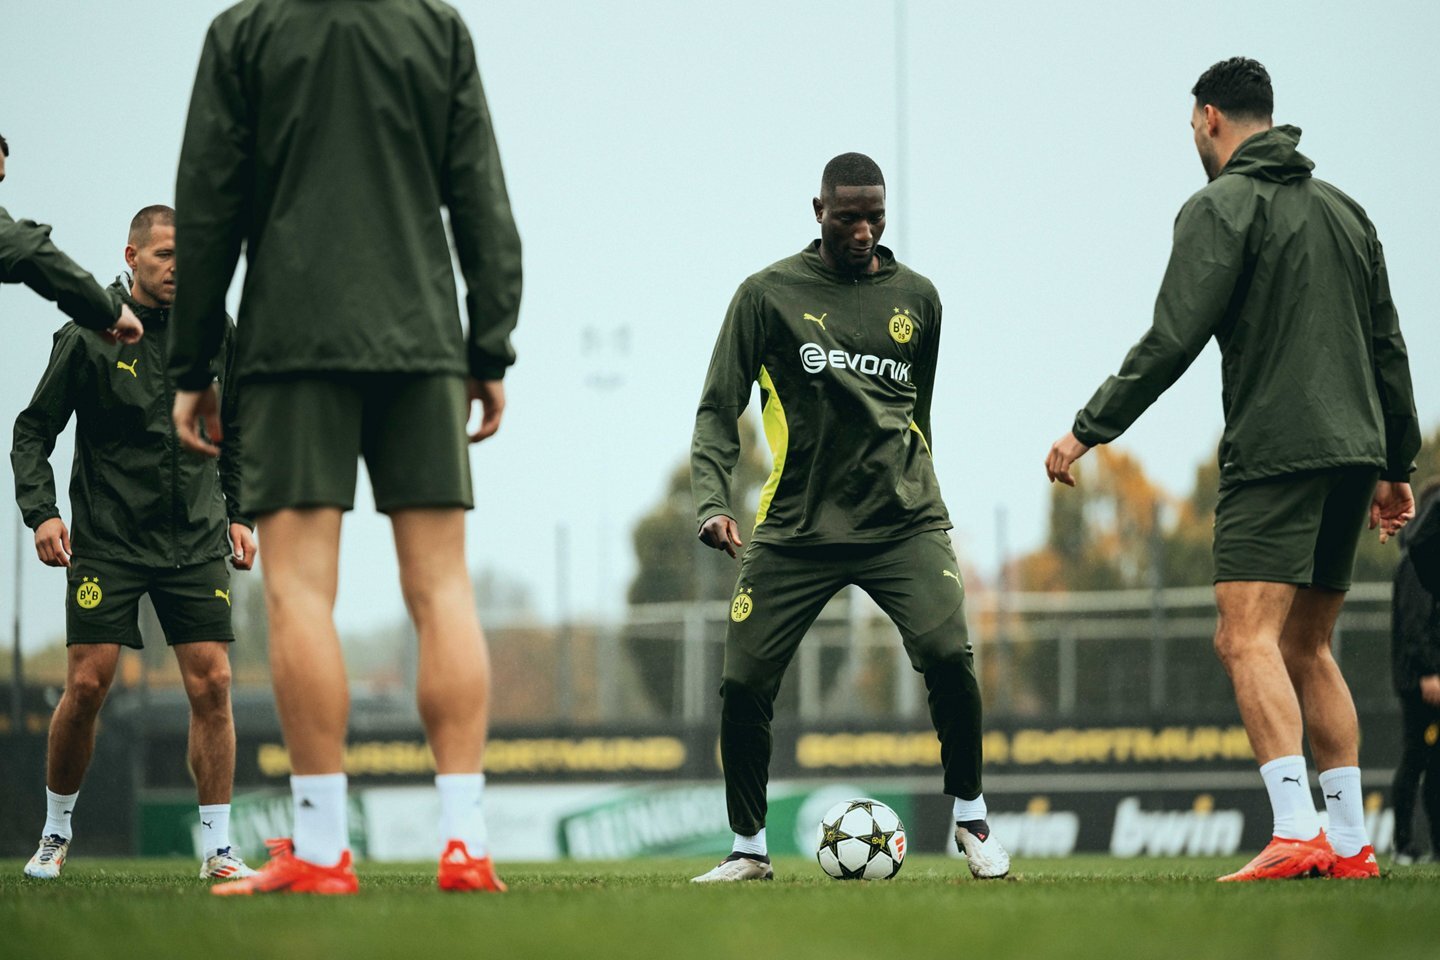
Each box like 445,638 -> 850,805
128,204 -> 175,246
0,133 -> 9,157
1192,57 -> 1273,122
821,152 -> 885,199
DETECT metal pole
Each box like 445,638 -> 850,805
1148,500 -> 1167,713
893,0 -> 909,254
555,523 -> 573,722
11,509 -> 24,733
994,505 -> 1009,712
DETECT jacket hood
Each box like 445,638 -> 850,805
1220,124 -> 1314,185
109,275 -> 169,323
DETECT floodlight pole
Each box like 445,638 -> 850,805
893,0 -> 909,255
11,508 -> 23,733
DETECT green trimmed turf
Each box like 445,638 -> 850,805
3,855 -> 1439,960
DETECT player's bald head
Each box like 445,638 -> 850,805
128,204 -> 175,248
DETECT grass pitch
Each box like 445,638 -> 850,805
4,855 -> 1439,960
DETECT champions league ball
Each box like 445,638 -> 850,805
815,798 -> 906,880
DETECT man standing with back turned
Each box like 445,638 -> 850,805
169,0 -> 522,895
1046,58 -> 1420,881
690,153 -> 1008,882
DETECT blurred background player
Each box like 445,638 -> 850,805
169,0 -> 522,896
0,132 -> 142,343
1045,57 -> 1420,881
689,153 -> 1008,883
1391,479 -> 1440,864
12,204 -> 255,881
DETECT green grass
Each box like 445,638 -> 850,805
4,856 -> 1440,960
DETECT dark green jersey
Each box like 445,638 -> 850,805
1074,125 -> 1420,485
691,242 -> 951,546
169,0 -> 522,389
12,280 -> 247,568
1,206 -> 119,331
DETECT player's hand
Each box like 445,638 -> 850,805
173,385 -> 222,457
468,378 -> 505,443
1421,675 -> 1440,707
1370,480 -> 1415,545
699,515 -> 743,558
99,305 -> 144,345
1046,432 -> 1091,486
34,517 -> 72,567
229,523 -> 258,571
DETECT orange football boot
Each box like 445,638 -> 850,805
1328,844 -> 1381,879
1218,831 -> 1336,882
212,837 -> 359,896
437,840 -> 507,892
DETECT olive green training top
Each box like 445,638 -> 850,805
692,242 -> 952,546
169,0 -> 522,390
12,280 -> 247,569
1,207 -> 119,330
1074,125 -> 1420,486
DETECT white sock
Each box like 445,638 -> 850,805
291,773 -> 348,866
1259,755 -> 1320,840
436,773 -> 488,857
44,788 -> 79,841
1318,766 -> 1369,857
732,828 -> 767,857
952,794 -> 988,823
198,804 -> 231,859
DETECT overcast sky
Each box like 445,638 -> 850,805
2,0 -> 1436,650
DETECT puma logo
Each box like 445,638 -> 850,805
202,819 -> 214,829
1325,791 -> 1342,801
116,358 -> 139,378
942,570 -> 961,583
1281,775 -> 1302,786
804,312 -> 827,331
214,589 -> 231,606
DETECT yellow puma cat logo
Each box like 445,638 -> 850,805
116,358 -> 139,378
804,312 -> 828,331
942,570 -> 961,583
215,589 -> 231,606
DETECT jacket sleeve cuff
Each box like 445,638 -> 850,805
24,507 -> 61,530
1381,464 -> 1415,483
229,515 -> 255,531
696,510 -> 736,533
175,369 -> 217,392
467,348 -> 510,381
1071,421 -> 1106,448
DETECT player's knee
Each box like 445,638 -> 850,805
721,678 -> 774,725
185,660 -> 232,714
908,605 -> 972,674
64,670 -> 112,714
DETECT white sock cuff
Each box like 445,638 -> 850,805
952,793 -> 988,823
1317,766 -> 1361,784
198,803 -> 231,814
46,788 -> 79,803
291,772 -> 348,792
1258,755 -> 1307,779
732,828 -> 767,856
436,773 -> 486,789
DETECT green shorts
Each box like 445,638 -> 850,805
1213,467 -> 1379,591
722,528 -> 969,696
66,557 -> 235,649
240,374 -> 474,515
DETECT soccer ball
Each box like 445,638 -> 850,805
815,798 -> 906,880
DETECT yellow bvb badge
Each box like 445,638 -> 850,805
730,588 -> 755,623
76,577 -> 103,609
887,308 -> 914,344
1426,723 -> 1439,747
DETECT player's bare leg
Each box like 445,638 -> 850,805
1279,587 -> 1375,873
1214,581 -> 1333,880
259,508 -> 348,775
215,507 -> 358,895
47,644 -> 121,794
25,645 -> 120,877
391,507 -> 504,892
173,641 -> 253,879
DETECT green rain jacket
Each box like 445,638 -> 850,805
168,0 -> 522,390
692,243 -> 952,545
1,207 -> 120,330
1074,125 -> 1420,485
12,280 -> 248,569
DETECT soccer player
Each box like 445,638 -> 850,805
0,132 -> 142,343
168,0 -> 522,896
12,204 -> 256,881
689,153 -> 1009,882
1045,58 -> 1420,881
1390,480 -> 1440,865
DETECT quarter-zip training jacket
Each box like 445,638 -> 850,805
12,280 -> 248,568
1,207 -> 119,330
168,0 -> 522,389
692,242 -> 952,545
1073,125 -> 1420,486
